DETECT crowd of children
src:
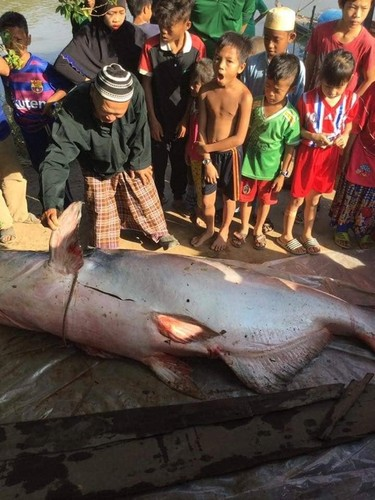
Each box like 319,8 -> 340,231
0,0 -> 374,252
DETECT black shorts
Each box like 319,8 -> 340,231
202,146 -> 242,200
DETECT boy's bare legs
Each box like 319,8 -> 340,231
211,195 -> 236,251
233,201 -> 252,243
279,196 -> 305,243
301,190 -> 321,253
191,191 -> 216,247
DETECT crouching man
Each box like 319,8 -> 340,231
41,63 -> 178,250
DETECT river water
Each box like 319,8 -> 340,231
2,0 -> 339,62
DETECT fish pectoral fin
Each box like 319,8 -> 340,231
144,353 -> 205,399
153,313 -> 222,344
221,329 -> 331,393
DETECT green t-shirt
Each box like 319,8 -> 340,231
242,97 -> 300,181
191,0 -> 254,57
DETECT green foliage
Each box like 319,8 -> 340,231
56,0 -> 92,25
5,49 -> 23,70
55,0 -> 117,24
0,30 -> 23,70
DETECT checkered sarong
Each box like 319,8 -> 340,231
84,170 -> 168,249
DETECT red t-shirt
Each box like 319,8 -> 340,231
306,20 -> 375,93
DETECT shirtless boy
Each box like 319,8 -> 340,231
191,31 -> 252,251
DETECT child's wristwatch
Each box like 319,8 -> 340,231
202,158 -> 212,166
280,171 -> 290,178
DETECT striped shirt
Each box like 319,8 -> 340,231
2,54 -> 70,133
298,88 -> 359,148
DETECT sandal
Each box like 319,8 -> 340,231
276,237 -> 306,255
301,237 -> 321,254
253,233 -> 266,250
334,231 -> 352,249
231,231 -> 247,248
262,218 -> 274,234
358,234 -> 374,250
159,234 -> 180,250
23,213 -> 40,224
0,227 -> 16,246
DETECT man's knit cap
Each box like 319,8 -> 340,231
94,64 -> 134,103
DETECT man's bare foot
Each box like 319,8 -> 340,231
210,232 -> 228,252
190,229 -> 215,248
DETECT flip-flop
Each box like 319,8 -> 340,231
253,233 -> 266,250
231,232 -> 247,248
276,237 -> 306,255
334,231 -> 352,249
0,227 -> 16,246
359,234 -> 374,250
301,237 -> 321,254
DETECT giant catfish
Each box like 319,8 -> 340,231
0,202 -> 374,396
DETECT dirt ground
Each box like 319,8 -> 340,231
9,157 -> 343,264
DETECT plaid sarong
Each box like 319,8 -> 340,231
84,170 -> 169,249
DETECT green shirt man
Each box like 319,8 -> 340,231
191,0 -> 255,57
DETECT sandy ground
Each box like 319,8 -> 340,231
7,157 -> 344,264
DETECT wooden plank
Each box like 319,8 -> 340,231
0,383 -> 343,458
319,373 -> 374,440
1,382 -> 374,499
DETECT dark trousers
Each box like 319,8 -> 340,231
151,137 -> 187,200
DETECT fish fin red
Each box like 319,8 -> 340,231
145,353 -> 205,399
154,313 -> 223,344
49,202 -> 84,275
221,329 -> 332,393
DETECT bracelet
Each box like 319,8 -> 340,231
202,158 -> 212,166
280,171 -> 290,178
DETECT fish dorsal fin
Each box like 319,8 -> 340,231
154,313 -> 223,343
49,202 -> 84,275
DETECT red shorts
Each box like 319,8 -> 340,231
292,143 -> 341,198
239,177 -> 278,205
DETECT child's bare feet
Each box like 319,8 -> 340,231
210,230 -> 228,252
190,229 -> 215,248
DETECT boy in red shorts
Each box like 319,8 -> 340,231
232,54 -> 300,250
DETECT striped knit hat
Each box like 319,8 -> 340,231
94,64 -> 134,103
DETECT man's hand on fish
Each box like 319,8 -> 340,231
41,208 -> 60,230
128,166 -> 153,185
